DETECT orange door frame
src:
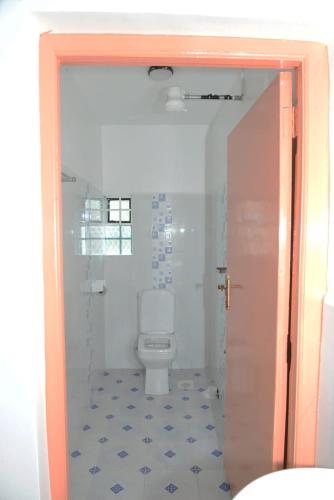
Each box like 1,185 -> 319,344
39,34 -> 329,500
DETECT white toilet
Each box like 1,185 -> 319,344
137,289 -> 177,395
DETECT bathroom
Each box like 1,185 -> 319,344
61,65 -> 284,499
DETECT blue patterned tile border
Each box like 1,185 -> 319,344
151,193 -> 173,289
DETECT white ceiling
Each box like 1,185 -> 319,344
61,65 -> 248,125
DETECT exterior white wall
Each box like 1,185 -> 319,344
0,4 -> 50,500
102,125 -> 207,369
1,1 -> 333,498
204,71 -> 278,394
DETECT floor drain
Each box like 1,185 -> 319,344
177,380 -> 194,390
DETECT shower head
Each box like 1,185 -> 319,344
148,66 -> 174,81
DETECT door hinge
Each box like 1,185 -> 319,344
292,106 -> 297,138
287,334 -> 292,366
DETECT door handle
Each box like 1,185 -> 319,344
218,275 -> 242,310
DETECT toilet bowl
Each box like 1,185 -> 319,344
138,333 -> 176,394
137,289 -> 177,395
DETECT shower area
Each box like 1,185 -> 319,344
61,65 -> 278,499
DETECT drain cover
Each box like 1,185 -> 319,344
177,380 -> 194,390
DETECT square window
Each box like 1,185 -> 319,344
107,198 -> 131,224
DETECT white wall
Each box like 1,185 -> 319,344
61,68 -> 103,190
1,2 -> 334,498
204,70 -> 278,394
61,76 -> 105,452
102,125 -> 207,368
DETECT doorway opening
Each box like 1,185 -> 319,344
40,35 -> 329,500
61,64 -> 291,498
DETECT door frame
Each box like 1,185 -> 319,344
39,34 -> 329,499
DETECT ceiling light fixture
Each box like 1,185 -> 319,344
148,66 -> 174,81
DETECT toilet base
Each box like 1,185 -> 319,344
145,368 -> 169,395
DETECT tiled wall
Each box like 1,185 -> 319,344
62,175 -> 106,452
61,70 -> 106,451
102,192 -> 205,369
102,125 -> 207,369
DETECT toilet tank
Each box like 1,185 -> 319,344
139,289 -> 175,334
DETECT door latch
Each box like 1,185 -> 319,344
218,275 -> 242,309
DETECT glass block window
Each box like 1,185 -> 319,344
80,196 -> 132,256
83,198 -> 103,222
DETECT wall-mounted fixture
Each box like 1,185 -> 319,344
164,71 -> 245,112
62,171 -> 76,182
165,85 -> 244,112
165,86 -> 187,112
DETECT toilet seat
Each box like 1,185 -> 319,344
138,334 -> 176,353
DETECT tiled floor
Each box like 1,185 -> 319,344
69,369 -> 231,500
